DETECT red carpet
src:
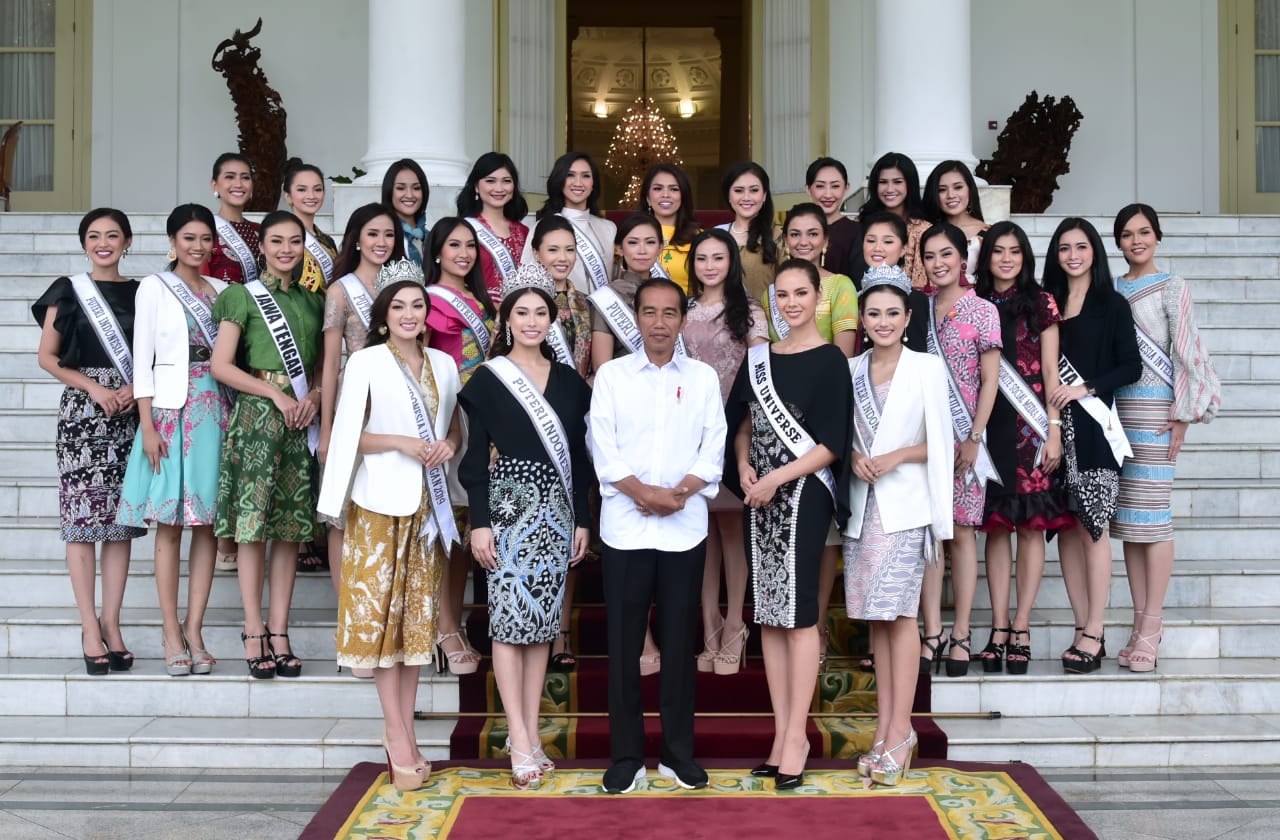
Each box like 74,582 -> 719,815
443,794 -> 949,839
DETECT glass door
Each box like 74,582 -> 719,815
1236,0 -> 1280,212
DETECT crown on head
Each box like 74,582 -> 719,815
375,258 -> 425,295
500,262 -> 556,302
859,264 -> 912,298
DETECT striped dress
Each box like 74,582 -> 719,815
1112,273 -> 1220,542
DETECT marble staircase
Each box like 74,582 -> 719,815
0,212 -> 1276,769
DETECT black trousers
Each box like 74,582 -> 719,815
602,540 -> 706,765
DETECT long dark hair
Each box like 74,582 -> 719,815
424,217 -> 497,318
918,222 -> 967,265
686,228 -> 755,344
489,287 -> 557,361
638,163 -> 699,246
922,160 -> 984,224
380,159 -> 429,226
1042,217 -> 1113,312
334,203 -> 404,279
366,280 -> 432,349
456,152 -> 529,220
720,161 -> 777,264
857,151 -> 926,223
538,151 -> 603,219
975,221 -> 1040,322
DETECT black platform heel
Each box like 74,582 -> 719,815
1006,628 -> 1031,675
945,633 -> 972,678
268,632 -> 303,678
979,627 -> 1010,674
918,631 -> 948,676
1062,629 -> 1106,674
241,632 -> 276,679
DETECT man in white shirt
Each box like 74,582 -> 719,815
590,278 -> 727,794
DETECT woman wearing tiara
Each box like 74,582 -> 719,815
457,152 -> 529,300
282,158 -> 338,294
318,203 -> 406,667
459,265 -> 593,790
424,216 -> 497,675
523,152 -> 616,296
319,277 -> 463,793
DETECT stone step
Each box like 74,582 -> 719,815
0,714 -> 449,769
1197,300 -> 1280,325
942,712 -> 1280,769
1,604 -> 1271,661
930,657 -> 1280,718
0,657 -> 456,720
1214,351 -> 1280,380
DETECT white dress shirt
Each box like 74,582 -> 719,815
590,350 -> 727,552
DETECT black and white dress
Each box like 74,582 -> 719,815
458,361 -> 593,645
726,345 -> 852,629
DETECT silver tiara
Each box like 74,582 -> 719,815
859,264 -> 912,298
501,262 -> 556,302
375,258 -> 425,295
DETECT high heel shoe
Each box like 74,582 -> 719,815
382,728 -> 426,792
919,631 -> 947,676
241,632 -> 275,679
1117,611 -> 1145,668
857,738 -> 886,778
696,621 -> 723,673
713,625 -> 749,676
435,631 -> 480,675
750,762 -> 778,778
945,632 -> 972,678
162,633 -> 192,677
549,630 -> 577,673
979,627 -> 1010,674
1062,629 -> 1106,674
1006,628 -> 1031,675
1126,618 -> 1162,673
183,621 -> 214,675
81,634 -> 110,676
267,632 -> 302,678
531,742 -> 555,774
817,624 -> 830,673
505,737 -> 544,791
870,731 -> 916,786
99,618 -> 133,671
775,742 -> 810,790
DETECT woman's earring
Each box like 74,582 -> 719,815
474,191 -> 479,201
504,324 -> 512,345
378,325 -> 388,335
355,244 -> 360,251
435,257 -> 441,264
167,248 -> 177,261
213,191 -> 219,199
256,254 -> 267,272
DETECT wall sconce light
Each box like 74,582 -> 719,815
678,99 -> 695,119
593,101 -> 609,119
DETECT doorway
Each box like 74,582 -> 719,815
1223,0 -> 1280,213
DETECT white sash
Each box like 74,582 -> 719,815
850,355 -> 880,455
766,284 -> 790,340
484,356 -> 574,503
304,232 -> 335,286
426,285 -> 491,357
244,279 -> 319,453
566,216 -> 610,291
393,355 -> 461,553
1132,324 -> 1175,388
469,218 -> 518,279
926,305 -> 1001,487
546,322 -> 575,367
336,273 -> 374,330
650,261 -> 670,280
69,273 -> 133,382
997,356 -> 1051,465
213,215 -> 258,283
746,342 -> 836,500
1058,354 -> 1133,465
158,272 -> 218,347
588,286 -> 687,357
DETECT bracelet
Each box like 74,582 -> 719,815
1048,419 -> 1063,426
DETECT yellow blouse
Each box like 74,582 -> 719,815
659,225 -> 695,293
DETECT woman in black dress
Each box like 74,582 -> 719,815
33,208 -> 146,673
728,259 -> 852,788
1043,218 -> 1141,674
459,264 -> 593,789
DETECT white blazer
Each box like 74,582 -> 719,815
317,343 -> 460,518
131,273 -> 227,408
844,348 -> 955,543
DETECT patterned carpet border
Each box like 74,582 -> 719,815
300,759 -> 1096,840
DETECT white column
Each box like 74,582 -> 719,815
873,0 -> 977,179
762,0 -> 811,193
507,0 -> 556,191
335,0 -> 472,230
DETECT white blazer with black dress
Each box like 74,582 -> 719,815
131,273 -> 227,409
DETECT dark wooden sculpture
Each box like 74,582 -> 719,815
977,92 -> 1083,213
212,18 -> 288,212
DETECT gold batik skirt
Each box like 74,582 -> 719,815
336,496 -> 444,668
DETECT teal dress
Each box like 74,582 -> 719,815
117,291 -> 229,527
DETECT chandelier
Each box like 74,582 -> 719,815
605,29 -> 683,207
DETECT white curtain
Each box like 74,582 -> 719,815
0,0 -> 55,192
